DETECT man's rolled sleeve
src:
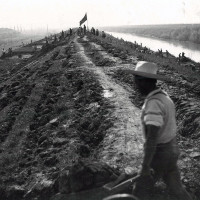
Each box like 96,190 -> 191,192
144,99 -> 165,127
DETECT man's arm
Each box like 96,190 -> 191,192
141,124 -> 160,176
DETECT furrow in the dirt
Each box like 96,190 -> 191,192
0,53 -> 59,143
0,83 -> 35,143
90,42 -> 123,63
1,79 -> 47,149
1,47 -> 60,85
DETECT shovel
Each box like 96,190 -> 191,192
103,172 -> 139,193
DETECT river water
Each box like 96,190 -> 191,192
107,32 -> 200,63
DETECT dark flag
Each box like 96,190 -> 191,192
80,13 -> 87,26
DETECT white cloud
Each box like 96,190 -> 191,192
0,0 -> 199,30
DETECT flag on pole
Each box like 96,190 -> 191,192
80,13 -> 87,26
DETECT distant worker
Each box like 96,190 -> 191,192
160,49 -> 163,57
166,50 -> 169,58
8,48 -> 12,56
182,52 -> 185,58
45,37 -> 49,45
134,41 -> 138,48
178,53 -> 181,64
102,31 -> 106,38
78,27 -> 81,36
91,27 -> 94,35
61,30 -> 64,38
143,46 -> 148,53
83,24 -> 86,35
54,35 -> 57,43
158,48 -> 163,57
96,29 -> 99,36
80,26 -> 83,36
2,48 -> 6,56
91,27 -> 95,35
70,28 -> 72,36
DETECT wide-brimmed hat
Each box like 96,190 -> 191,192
131,61 -> 166,81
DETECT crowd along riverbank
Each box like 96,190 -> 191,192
106,31 -> 200,63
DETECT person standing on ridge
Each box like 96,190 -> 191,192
128,61 -> 192,200
96,29 -> 99,36
69,28 -> 72,36
83,24 -> 86,35
178,53 -> 181,64
2,48 -> 6,57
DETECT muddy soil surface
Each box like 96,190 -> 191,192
0,33 -> 199,200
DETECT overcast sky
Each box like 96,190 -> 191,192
0,0 -> 200,31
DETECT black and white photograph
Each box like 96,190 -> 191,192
0,0 -> 200,200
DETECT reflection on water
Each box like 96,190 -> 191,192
107,32 -> 200,63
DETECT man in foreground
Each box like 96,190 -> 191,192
130,61 -> 192,200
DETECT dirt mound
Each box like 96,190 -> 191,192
0,31 -> 199,200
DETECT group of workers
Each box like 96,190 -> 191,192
91,27 -> 106,38
77,24 -> 106,38
77,25 -> 86,36
1,47 -> 12,58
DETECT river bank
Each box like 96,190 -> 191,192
103,31 -> 200,83
105,31 -> 200,63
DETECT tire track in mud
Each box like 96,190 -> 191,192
75,36 -> 144,170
